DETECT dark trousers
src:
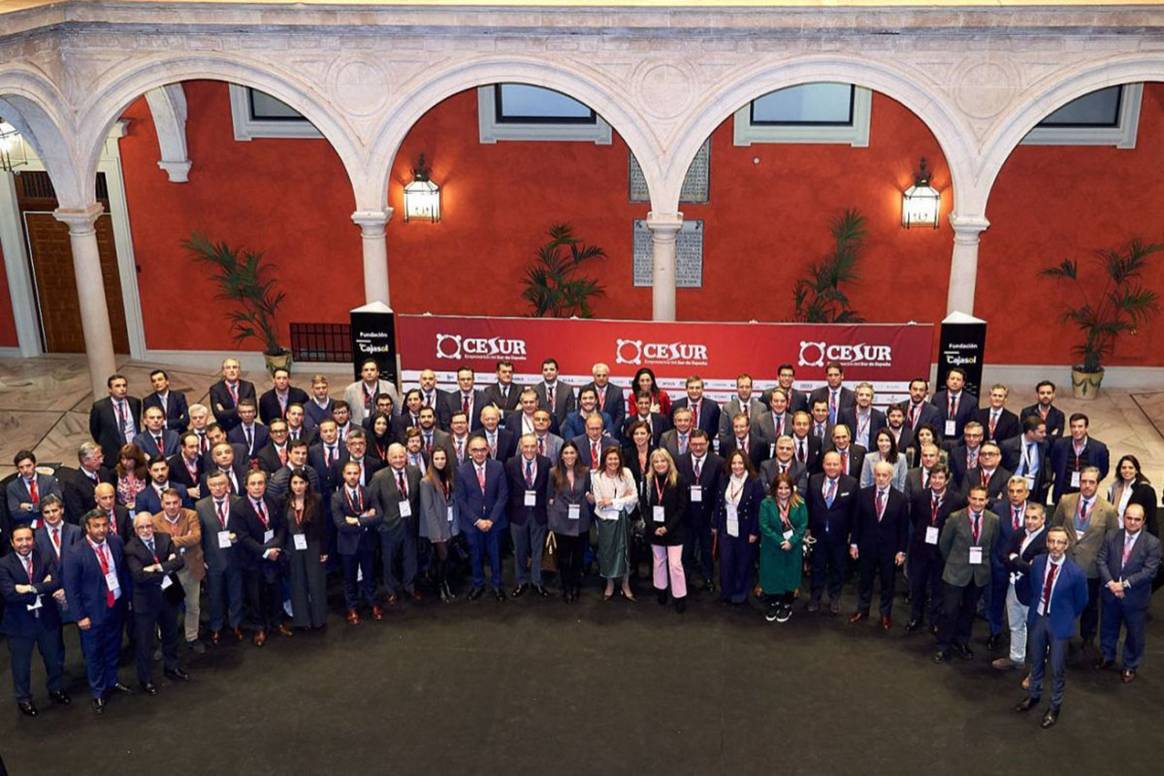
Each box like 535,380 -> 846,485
856,548 -> 897,617
718,535 -> 755,603
6,626 -> 63,703
985,563 -> 1008,636
683,509 -> 714,580
78,612 -> 123,699
341,545 -> 376,610
205,565 -> 243,631
243,565 -> 283,632
1101,595 -> 1148,670
466,527 -> 503,589
909,550 -> 944,625
134,604 -> 180,685
380,521 -> 417,595
1080,576 -> 1101,642
1028,614 -> 1069,707
287,540 -> 328,628
810,535 -> 847,601
555,532 -> 585,592
938,580 -> 982,651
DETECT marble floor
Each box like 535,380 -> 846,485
1,354 -> 1163,488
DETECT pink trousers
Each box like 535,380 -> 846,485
652,545 -> 687,598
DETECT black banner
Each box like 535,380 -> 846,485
937,313 -> 987,399
349,302 -> 397,383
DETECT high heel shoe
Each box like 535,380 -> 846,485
621,587 -> 636,602
603,585 -> 615,601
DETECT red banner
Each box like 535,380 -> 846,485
397,315 -> 933,405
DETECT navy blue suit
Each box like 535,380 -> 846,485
0,548 -> 64,703
672,397 -> 721,439
1024,555 -> 1088,707
228,422 -> 270,459
1097,529 -> 1162,670
132,430 -> 181,461
1048,436 -> 1111,501
454,459 -> 509,590
836,407 -> 887,450
143,390 -> 190,432
1020,403 -> 1065,439
805,473 -> 858,602
330,487 -> 380,610
931,389 -> 978,441
581,381 -> 625,433
62,535 -> 130,699
124,532 -> 185,683
228,496 -> 287,632
712,475 -> 765,603
133,481 -> 192,514
677,452 -> 724,583
196,495 -> 243,633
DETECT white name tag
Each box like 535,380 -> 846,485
104,570 -> 120,592
925,526 -> 940,545
27,596 -> 42,611
356,566 -> 363,583
726,517 -> 739,538
217,530 -> 232,549
690,485 -> 702,502
782,529 -> 794,541
653,505 -> 665,523
399,500 -> 412,518
1070,471 -> 1080,488
1024,475 -> 1036,490
769,442 -> 776,458
524,490 -> 537,507
263,529 -> 274,544
969,546 -> 983,565
447,506 -> 455,523
160,574 -> 173,590
944,419 -> 957,436
568,504 -> 581,520
293,533 -> 308,551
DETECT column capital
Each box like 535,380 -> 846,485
645,210 -> 683,238
351,207 -> 394,237
948,213 -> 990,243
53,204 -> 105,233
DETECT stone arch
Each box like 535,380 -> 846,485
365,56 -> 662,213
0,65 -> 85,208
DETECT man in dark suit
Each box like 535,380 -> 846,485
578,362 -> 624,432
906,466 -> 966,633
762,363 -> 810,414
532,358 -> 575,430
256,419 -> 291,475
947,421 -> 985,492
1,524 -> 70,716
720,411 -> 766,470
849,463 -> 908,629
827,425 -> 866,481
443,366 -> 486,433
332,430 -> 383,490
455,436 -> 509,600
677,431 -> 723,591
266,440 -> 320,508
931,367 -> 978,442
1014,526 -> 1089,728
308,419 -> 343,497
133,405 -> 181,461
227,399 -> 268,460
808,362 -> 855,425
416,368 -> 453,429
196,472 -> 243,645
482,360 -> 523,420
672,375 -> 721,440
718,374 -> 766,445
415,406 -> 452,462
992,501 -> 1048,672
961,442 -> 1011,502
789,411 -> 822,476
88,373 -> 142,465
506,388 -> 543,438
624,391 -> 671,448
258,367 -> 309,426
1048,413 -> 1111,502
475,406 -> 518,462
759,437 -> 808,494
935,485 -> 1000,663
976,384 -> 1021,443
168,432 -> 205,501
228,470 -> 290,646
573,415 -> 616,471
124,512 -> 188,693
134,457 -> 192,515
806,399 -> 835,454
903,442 -> 941,503
143,369 -> 189,432
1001,415 -> 1050,505
506,436 -> 552,598
203,440 -> 248,497
7,451 -> 63,530
1096,504 -> 1161,683
805,451 -> 858,613
883,405 -> 913,456
34,496 -> 82,570
837,383 -> 886,451
1020,380 -> 1066,440
332,462 -> 383,623
901,377 -> 942,435
60,441 -> 114,524
660,407 -> 695,462
370,443 -> 423,605
986,475 -> 1033,652
284,404 -> 316,447
93,484 -> 132,544
208,357 -> 256,433
62,509 -> 132,713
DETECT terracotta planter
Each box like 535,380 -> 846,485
1071,367 -> 1103,400
263,350 -> 293,376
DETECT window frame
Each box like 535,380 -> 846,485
1022,83 -> 1142,149
228,85 -> 321,141
477,86 -> 611,144
733,85 -> 872,147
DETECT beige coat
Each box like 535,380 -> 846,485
1052,493 -> 1118,578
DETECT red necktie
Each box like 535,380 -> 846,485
971,512 -> 980,543
525,459 -> 534,488
876,490 -> 885,522
948,394 -> 956,417
216,500 -> 228,529
930,495 -> 940,525
692,402 -> 700,429
476,466 -> 486,492
255,501 -> 269,528
462,394 -> 470,415
51,526 -> 60,551
94,543 -> 115,607
1123,535 -> 1135,565
23,555 -> 33,582
277,446 -> 287,466
591,442 -> 600,471
396,469 -> 408,499
989,412 -> 998,438
28,478 -> 39,506
1041,562 -> 1058,612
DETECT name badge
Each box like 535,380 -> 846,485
969,546 -> 983,565
27,596 -> 43,611
1024,474 -> 1036,490
925,526 -> 940,545
726,503 -> 738,520
690,485 -> 702,502
293,533 -> 308,551
1070,471 -> 1081,488
568,504 -> 581,521
782,529 -> 794,541
104,570 -> 120,591
399,500 -> 412,518
769,442 -> 776,458
263,529 -> 274,544
726,517 -> 740,538
356,566 -> 364,583
944,419 -> 957,437
447,506 -> 455,523
524,490 -> 537,507
712,438 -> 721,454
160,574 -> 173,590
652,505 -> 665,523
217,530 -> 232,549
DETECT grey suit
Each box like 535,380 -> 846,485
718,396 -> 766,448
196,494 -> 243,632
370,464 -> 423,595
758,458 -> 808,494
344,379 -> 401,425
938,507 -> 1000,652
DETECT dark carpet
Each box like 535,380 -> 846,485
1,578 -> 1161,776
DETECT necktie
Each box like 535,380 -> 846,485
948,393 -> 957,418
146,539 -> 156,558
876,490 -> 885,522
538,436 -> 545,456
525,459 -> 534,488
476,466 -> 486,492
797,439 -> 806,463
981,469 -> 991,488
255,500 -> 268,527
216,500 -> 228,529
52,526 -> 60,552
692,402 -> 700,429
28,477 -> 39,506
94,543 -> 115,607
910,402 -> 921,427
815,423 -> 824,441
154,434 -> 163,453
971,512 -> 980,543
23,554 -> 33,582
425,433 -> 433,453
198,431 -> 208,453
1013,506 -> 1022,531
741,401 -> 749,421
1041,562 -> 1058,613
967,448 -> 977,471
463,394 -> 470,415
115,401 -> 126,434
930,494 -> 940,525
457,438 -> 465,461
591,441 -> 600,470
1077,498 -> 1090,530
829,391 -> 838,423
989,411 -> 999,438
278,393 -> 287,413
351,488 -> 363,513
841,450 -> 848,474
488,433 -> 497,458
1123,534 -> 1135,565
694,458 -> 703,479
922,469 -> 930,489
547,384 -> 555,413
396,469 -> 407,499
326,445 -> 336,466
825,479 -> 836,508
679,433 -> 688,455
245,426 -> 253,452
277,446 -> 287,466
775,414 -> 784,438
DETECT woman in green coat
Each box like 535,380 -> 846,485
758,473 -> 807,623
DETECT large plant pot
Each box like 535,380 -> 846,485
1071,367 -> 1104,400
263,349 -> 293,376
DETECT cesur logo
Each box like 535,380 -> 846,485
616,338 -> 708,366
436,333 -> 527,361
798,340 -> 892,367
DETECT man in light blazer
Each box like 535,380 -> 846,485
935,484 -> 1000,663
455,436 -> 509,600
344,358 -> 401,426
718,374 -> 766,447
1096,504 -> 1161,682
1050,466 -> 1117,655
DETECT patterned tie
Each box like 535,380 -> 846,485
591,441 -> 600,471
876,490 -> 885,522
476,466 -> 487,492
525,459 -> 534,488
1013,505 -> 1022,531
694,457 -> 703,480
396,469 -> 408,499
51,526 -> 60,552
1123,534 -> 1135,565
971,512 -> 980,543
547,384 -> 555,413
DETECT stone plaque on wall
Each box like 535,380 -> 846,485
628,139 -> 710,203
632,220 -> 703,288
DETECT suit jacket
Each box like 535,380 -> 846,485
975,407 -> 1021,443
124,532 -> 185,615
1051,494 -> 1119,577
643,477 -> 689,546
151,507 -> 204,581
1024,555 -> 1089,639
208,379 -> 257,432
307,442 -> 344,496
836,407 -> 887,449
344,380 -> 402,426
1049,436 -> 1111,501
761,386 -> 810,415
89,395 -> 143,462
286,425 -> 317,448
809,386 -> 856,422
908,487 -> 967,556
1107,481 -> 1159,538
442,389 -> 486,432
0,548 -> 62,637
623,412 -> 671,448
581,381 -> 626,432
143,390 -> 190,432
759,457 -> 808,494
789,434 -> 823,475
34,521 -> 82,570
199,461 -> 249,498
961,465 -> 1012,502
133,429 -> 181,461
416,388 -> 453,429
505,454 -> 552,526
227,422 -> 270,459
267,465 -> 320,510
59,465 -> 114,524
258,386 -> 310,426
168,453 -> 204,494
481,381 -> 523,418
1020,403 -> 1066,440
901,400 -> 943,435
330,486 -> 381,555
711,475 -> 765,540
255,443 -> 289,475
931,389 -> 978,440
532,381 -> 575,428
200,442 -> 248,480
1000,436 -> 1050,500
227,495 -> 285,573
454,458 -> 509,532
939,507 -> 1000,587
676,452 -> 725,526
134,482 -> 192,514
6,473 -> 63,526
330,453 -> 383,491
62,534 -> 130,627
671,397 -> 721,439
1097,529 -> 1162,610
826,444 -> 866,481
718,396 -> 767,443
947,444 -> 982,491
851,486 -> 908,557
369,464 -> 423,532
197,495 -> 240,574
719,433 -> 767,470
990,499 -> 1037,565
751,412 -> 794,451
1001,527 -> 1048,606
561,410 -> 614,440
472,428 -> 518,463
658,428 -> 695,463
574,433 -> 617,469
804,473 -> 859,541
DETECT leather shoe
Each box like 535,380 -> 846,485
933,650 -> 950,664
109,682 -> 133,696
276,625 -> 294,638
992,657 -> 1018,671
1013,696 -> 1040,713
848,611 -> 868,624
371,605 -> 384,621
253,630 -> 267,647
494,589 -> 507,602
345,609 -> 361,625
141,683 -> 159,696
828,599 -> 841,615
386,593 -> 399,606
467,586 -> 484,601
987,633 -> 1004,650
905,619 -> 922,634
880,615 -> 892,631
955,643 -> 974,661
512,583 -> 528,598
49,690 -> 70,705
1041,706 -> 1059,729
534,585 -> 549,598
232,627 -> 244,642
1122,669 -> 1136,684
164,668 -> 190,682
17,701 -> 38,717
1095,658 -> 1116,670
806,600 -> 820,613
409,589 -> 423,603
92,698 -> 105,715
210,630 -> 221,646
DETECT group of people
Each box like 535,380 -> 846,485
1,356 -> 1160,730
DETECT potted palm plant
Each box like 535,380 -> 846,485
521,223 -> 606,318
183,232 -> 292,374
1040,239 -> 1161,399
793,208 -> 866,323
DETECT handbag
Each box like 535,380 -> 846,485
540,531 -> 558,573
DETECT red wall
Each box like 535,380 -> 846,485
0,243 -> 17,347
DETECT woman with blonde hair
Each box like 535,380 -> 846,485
644,449 -> 689,613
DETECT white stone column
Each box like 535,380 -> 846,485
646,211 -> 683,321
54,204 -> 117,400
351,207 -> 393,305
945,214 -> 990,315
